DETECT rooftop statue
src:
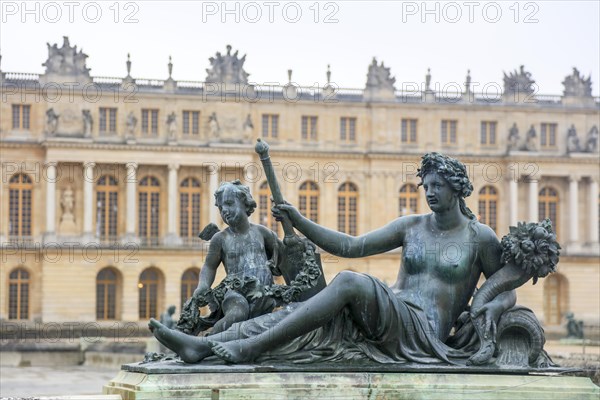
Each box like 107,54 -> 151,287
205,45 -> 249,85
42,36 -> 91,77
365,57 -> 396,92
563,67 -> 593,98
503,65 -> 535,95
149,147 -> 557,369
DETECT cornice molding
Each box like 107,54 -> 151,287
1,140 -> 599,166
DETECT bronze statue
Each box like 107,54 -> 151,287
160,305 -> 176,329
150,151 -> 546,365
468,219 -> 559,365
176,180 -> 281,335
566,312 -> 584,339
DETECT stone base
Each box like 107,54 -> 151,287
104,362 -> 599,399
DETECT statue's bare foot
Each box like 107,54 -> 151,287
209,340 -> 259,364
148,318 -> 213,363
467,339 -> 495,365
148,318 -> 175,350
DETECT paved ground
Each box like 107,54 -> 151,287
0,365 -> 118,398
0,341 -> 598,398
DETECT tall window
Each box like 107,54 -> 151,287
262,114 -> 279,138
12,104 -> 31,130
139,176 -> 160,240
258,181 -> 280,234
401,118 -> 417,143
399,184 -> 419,216
338,182 -> 358,235
441,120 -> 457,145
301,116 -> 318,141
540,123 -> 557,148
299,181 -> 319,223
96,268 -> 118,320
478,186 -> 498,233
181,268 -> 200,309
138,268 -> 162,319
141,109 -> 159,136
480,121 -> 497,145
179,177 -> 201,238
182,111 -> 200,135
99,107 -> 117,134
97,175 -> 118,239
539,187 -> 559,238
544,273 -> 568,325
340,117 -> 357,143
9,174 -> 33,237
8,268 -> 29,320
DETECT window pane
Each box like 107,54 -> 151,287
23,105 -> 31,130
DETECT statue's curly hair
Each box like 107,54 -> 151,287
417,152 -> 475,220
214,180 -> 257,216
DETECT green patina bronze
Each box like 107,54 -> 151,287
148,146 -> 557,369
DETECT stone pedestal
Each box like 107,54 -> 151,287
58,214 -> 77,235
104,362 -> 599,399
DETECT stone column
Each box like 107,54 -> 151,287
82,162 -> 96,242
528,178 -> 538,222
508,175 -> 519,227
0,166 -> 5,243
208,164 -> 220,224
165,163 -> 182,246
44,162 -> 57,243
568,176 -> 580,245
589,177 -> 599,246
123,162 -> 139,244
245,164 -> 258,224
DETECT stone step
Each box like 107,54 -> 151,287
37,397 -> 121,400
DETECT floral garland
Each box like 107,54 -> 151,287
197,243 -> 322,307
176,240 -> 322,335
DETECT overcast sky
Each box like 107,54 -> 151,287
1,0 -> 599,95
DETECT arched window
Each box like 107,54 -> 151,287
179,177 -> 201,238
299,181 -> 319,223
181,268 -> 200,309
9,174 -> 33,237
544,273 -> 569,325
338,182 -> 358,235
97,175 -> 118,239
139,176 -> 160,241
539,187 -> 559,238
96,268 -> 119,320
399,184 -> 419,216
138,268 -> 163,319
478,186 -> 498,233
8,268 -> 30,319
258,181 -> 280,235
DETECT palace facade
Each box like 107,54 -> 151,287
1,37 -> 598,331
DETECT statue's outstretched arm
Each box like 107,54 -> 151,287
275,204 -> 410,258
